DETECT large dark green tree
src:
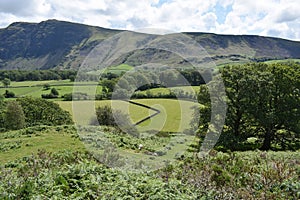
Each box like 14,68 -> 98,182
246,63 -> 300,150
196,62 -> 300,150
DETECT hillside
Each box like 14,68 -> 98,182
0,19 -> 300,70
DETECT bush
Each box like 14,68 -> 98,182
91,105 -> 137,136
4,90 -> 15,98
51,88 -> 59,96
43,83 -> 51,90
41,93 -> 58,99
41,88 -> 59,99
63,92 -> 89,101
17,97 -> 73,126
4,101 -> 26,130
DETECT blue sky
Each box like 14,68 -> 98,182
0,0 -> 299,40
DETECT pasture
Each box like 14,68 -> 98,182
0,80 -> 101,99
57,99 -> 199,133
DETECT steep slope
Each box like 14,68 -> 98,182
0,19 -> 299,70
0,20 -> 119,70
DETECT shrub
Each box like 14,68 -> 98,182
91,105 -> 137,136
4,90 -> 15,98
4,101 -> 26,130
41,88 -> 59,99
43,83 -> 51,90
63,92 -> 89,101
17,97 -> 73,126
51,88 -> 59,96
41,93 -> 58,99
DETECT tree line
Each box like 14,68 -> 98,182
0,70 -> 98,82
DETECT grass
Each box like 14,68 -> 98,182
57,100 -> 156,126
263,58 -> 300,64
0,80 -> 101,98
0,126 -> 85,163
89,64 -> 134,75
133,99 -> 198,132
136,86 -> 200,96
57,99 -> 199,133
0,125 -> 196,168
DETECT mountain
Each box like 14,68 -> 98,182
0,19 -> 299,70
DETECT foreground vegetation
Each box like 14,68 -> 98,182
0,126 -> 299,199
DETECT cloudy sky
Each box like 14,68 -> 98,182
0,0 -> 299,40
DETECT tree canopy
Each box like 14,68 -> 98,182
196,62 -> 300,151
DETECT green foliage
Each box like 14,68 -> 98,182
4,101 -> 26,130
168,151 -> 300,199
91,105 -> 137,135
0,122 -> 298,199
41,87 -> 59,99
17,97 -> 73,126
196,62 -> 300,151
3,90 -> 15,98
43,83 -> 50,90
0,149 -> 298,199
100,79 -> 117,93
1,78 -> 11,88
0,99 -> 5,130
63,92 -> 89,101
41,93 -> 58,99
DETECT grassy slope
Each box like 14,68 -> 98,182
0,126 -> 85,163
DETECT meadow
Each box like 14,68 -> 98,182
0,80 -> 101,99
57,99 -> 198,133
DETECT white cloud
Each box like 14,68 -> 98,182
0,0 -> 299,40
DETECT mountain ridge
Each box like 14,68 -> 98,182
0,19 -> 299,70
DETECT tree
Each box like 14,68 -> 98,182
43,83 -> 51,90
247,64 -> 300,150
91,105 -> 137,136
17,97 -> 73,126
51,88 -> 59,96
0,98 -> 6,130
195,63 -> 300,151
4,90 -> 15,98
220,65 -> 254,137
100,79 -> 117,93
4,101 -> 26,130
1,78 -> 11,88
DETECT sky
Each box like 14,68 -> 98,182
0,0 -> 299,41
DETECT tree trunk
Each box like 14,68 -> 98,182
261,129 -> 273,150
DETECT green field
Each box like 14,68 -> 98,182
90,64 -> 134,75
263,58 -> 300,64
133,99 -> 198,132
57,100 -> 156,126
136,86 -> 200,96
0,80 -> 101,99
57,99 -> 199,133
